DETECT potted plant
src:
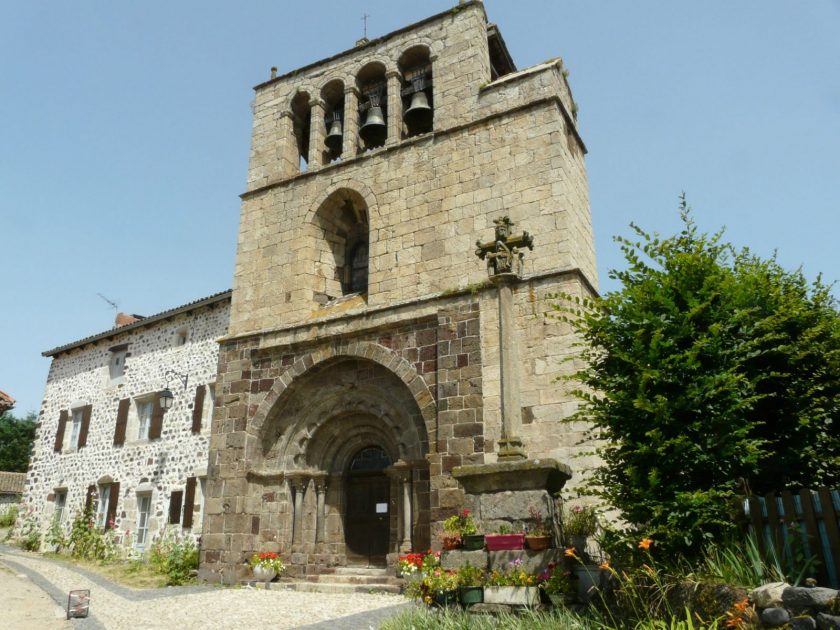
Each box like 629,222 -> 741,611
537,561 -> 574,607
249,550 -> 285,582
484,558 -> 539,606
563,504 -> 598,558
485,524 -> 525,551
525,506 -> 552,550
442,508 -> 480,550
456,562 -> 485,607
421,568 -> 459,607
402,550 -> 440,601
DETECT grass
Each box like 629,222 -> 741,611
42,553 -> 170,589
380,605 -> 596,630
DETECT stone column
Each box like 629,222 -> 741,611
385,71 -> 403,146
313,474 -> 327,544
493,273 -> 526,460
307,99 -> 326,170
288,474 -> 309,545
343,87 -> 359,159
388,461 -> 412,552
277,111 -> 300,179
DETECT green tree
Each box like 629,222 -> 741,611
0,409 -> 37,472
556,198 -> 840,556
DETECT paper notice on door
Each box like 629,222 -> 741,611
375,503 -> 388,513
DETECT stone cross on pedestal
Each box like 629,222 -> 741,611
475,216 -> 534,460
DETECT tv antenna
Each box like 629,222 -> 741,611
361,13 -> 370,39
97,293 -> 120,313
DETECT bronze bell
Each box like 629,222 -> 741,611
404,91 -> 432,131
360,94 -> 387,147
325,114 -> 343,154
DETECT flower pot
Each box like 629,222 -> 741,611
483,586 -> 539,607
462,534 -> 485,551
569,534 -> 588,558
573,565 -> 601,602
525,535 -> 551,550
459,585 -> 483,606
442,535 -> 462,550
252,565 -> 277,582
432,589 -> 458,607
485,533 -> 525,551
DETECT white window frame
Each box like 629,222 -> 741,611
197,477 -> 207,531
201,383 -> 216,432
136,399 -> 153,441
54,490 -> 67,524
135,494 -> 152,547
109,349 -> 127,382
174,326 -> 189,347
69,408 -> 83,450
95,484 -> 111,529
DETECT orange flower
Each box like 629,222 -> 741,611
598,560 -> 610,570
564,547 -> 578,558
638,538 -> 653,550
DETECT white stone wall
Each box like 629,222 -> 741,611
24,299 -> 230,547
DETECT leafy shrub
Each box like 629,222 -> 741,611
0,504 -> 19,528
68,503 -> 117,562
148,526 -> 198,585
15,505 -> 41,551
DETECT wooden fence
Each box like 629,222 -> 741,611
745,487 -> 840,589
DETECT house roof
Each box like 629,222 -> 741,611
0,390 -> 14,413
43,290 -> 232,358
0,471 -> 25,494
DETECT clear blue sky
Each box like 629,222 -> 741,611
2,1 -> 839,416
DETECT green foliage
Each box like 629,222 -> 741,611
0,410 -> 37,472
14,505 -> 41,551
455,563 -> 485,587
563,503 -> 599,538
442,508 -> 477,536
68,503 -> 117,562
552,197 -> 840,556
0,505 -> 18,527
148,526 -> 198,586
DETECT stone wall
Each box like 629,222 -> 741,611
24,297 -> 230,546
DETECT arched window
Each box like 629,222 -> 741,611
347,242 -> 369,294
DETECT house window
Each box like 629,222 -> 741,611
198,478 -> 207,529
137,399 -> 153,440
174,327 -> 188,347
54,490 -> 67,524
202,384 -> 215,430
69,408 -> 83,450
95,484 -> 111,529
109,348 -> 128,382
136,494 -> 152,547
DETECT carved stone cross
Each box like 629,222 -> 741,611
475,216 -> 534,278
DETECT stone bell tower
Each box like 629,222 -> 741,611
201,1 -> 598,583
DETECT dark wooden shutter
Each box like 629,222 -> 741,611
85,484 -> 96,514
105,482 -> 120,529
182,477 -> 197,528
149,395 -> 163,440
191,385 -> 205,434
54,410 -> 68,452
77,404 -> 92,448
168,490 -> 183,525
113,398 -> 130,445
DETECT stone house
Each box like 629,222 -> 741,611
24,291 -> 230,547
0,471 -> 25,517
200,0 -> 598,582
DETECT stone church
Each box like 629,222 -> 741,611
24,1 -> 597,584
200,0 -> 596,581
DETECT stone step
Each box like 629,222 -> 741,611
333,566 -> 390,577
317,574 -> 403,586
252,580 -> 402,595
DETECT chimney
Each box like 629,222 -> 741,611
114,312 -> 141,328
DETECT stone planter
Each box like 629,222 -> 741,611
462,534 -> 485,551
485,533 -> 525,551
484,586 -> 540,607
569,534 -> 588,558
459,585 -> 483,606
525,535 -> 551,550
252,565 -> 277,582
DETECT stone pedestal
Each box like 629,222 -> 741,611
452,458 -> 571,534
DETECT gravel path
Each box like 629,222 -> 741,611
0,546 -> 409,630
